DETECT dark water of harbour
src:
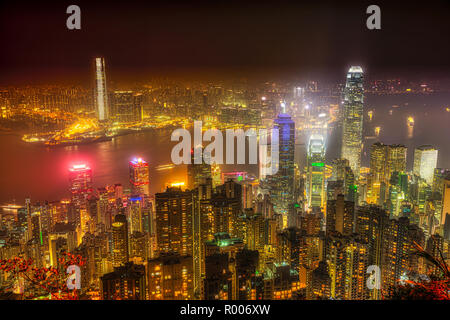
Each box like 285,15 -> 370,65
0,92 -> 449,205
0,129 -> 187,204
326,92 -> 450,171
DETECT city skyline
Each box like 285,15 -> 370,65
1,0 -> 450,303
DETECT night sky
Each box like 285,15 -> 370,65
1,0 -> 450,84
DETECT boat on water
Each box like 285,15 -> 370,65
407,116 -> 414,127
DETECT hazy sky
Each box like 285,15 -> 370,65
1,0 -> 450,84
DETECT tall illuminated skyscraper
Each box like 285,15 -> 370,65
155,187 -> 193,256
307,134 -> 326,209
129,158 -> 150,196
341,66 -> 364,176
94,57 -> 109,121
68,164 -> 93,208
270,103 -> 295,217
413,145 -> 438,185
112,213 -> 129,268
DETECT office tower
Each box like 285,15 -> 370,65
326,233 -> 369,300
129,158 -> 150,196
368,143 -> 407,205
341,66 -> 364,176
258,128 -> 271,181
387,172 -> 409,217
326,195 -> 354,236
111,91 -> 143,123
128,196 -> 143,234
112,213 -> 129,268
68,164 -> 93,209
101,263 -> 146,300
386,144 -> 407,181
369,142 -> 388,204
270,107 -> 295,217
155,187 -> 193,256
306,134 -> 326,209
148,254 -> 194,300
330,158 -> 357,202
94,57 -> 109,121
413,145 -> 438,185
187,148 -> 212,190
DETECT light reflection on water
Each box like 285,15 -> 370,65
0,93 -> 449,204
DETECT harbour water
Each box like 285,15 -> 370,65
0,92 -> 449,205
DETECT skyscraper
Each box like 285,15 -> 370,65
368,143 -> 407,205
129,158 -> 150,196
270,105 -> 295,218
94,57 -> 109,121
413,145 -> 438,185
341,66 -> 364,176
386,144 -> 407,181
155,187 -> 193,256
112,213 -> 129,268
68,164 -> 93,208
326,194 -> 354,236
306,134 -> 326,209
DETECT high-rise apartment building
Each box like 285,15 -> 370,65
155,187 -> 193,256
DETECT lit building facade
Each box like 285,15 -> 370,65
270,108 -> 295,217
94,57 -> 109,121
129,158 -> 150,196
413,145 -> 438,185
306,134 -> 326,209
68,164 -> 93,208
341,66 -> 364,176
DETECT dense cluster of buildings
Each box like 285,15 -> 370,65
0,64 -> 449,300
